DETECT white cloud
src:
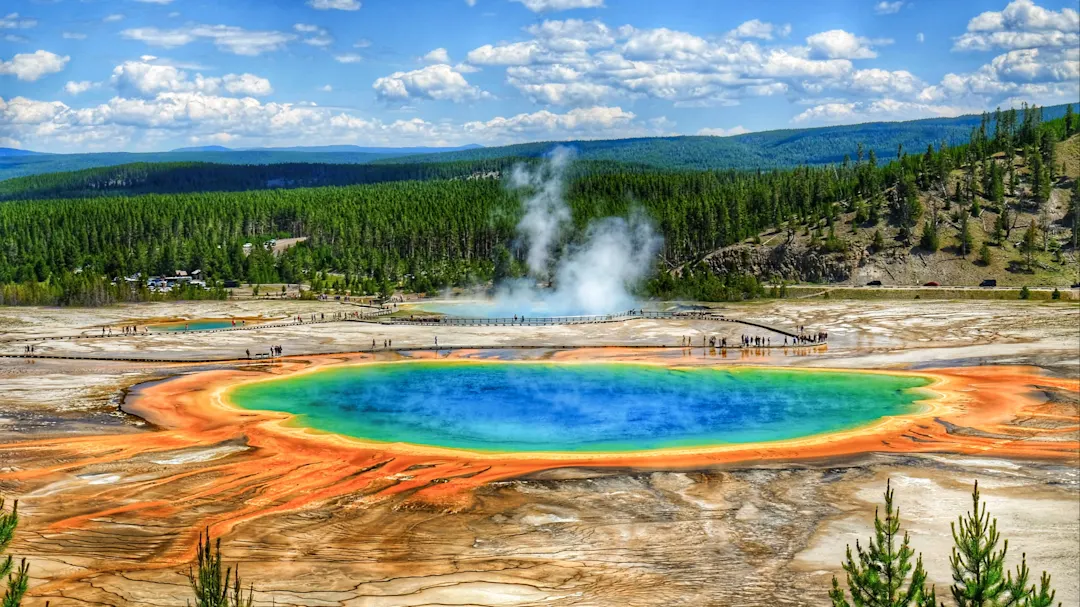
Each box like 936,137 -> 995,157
806,29 -> 886,59
916,32 -> 924,43
955,0 -> 1079,51
463,105 -> 634,140
2,93 -> 653,151
353,38 -> 372,48
697,125 -> 749,136
103,14 -> 125,23
874,1 -> 904,15
5,34 -> 28,43
320,84 -> 333,92
917,2 -> 1080,111
222,73 -> 273,96
110,60 -> 272,97
466,0 -> 477,5
730,20 -> 790,40
308,0 -> 361,10
0,13 -> 37,29
423,48 -> 451,64
294,23 -> 333,47
510,0 -> 604,13
334,53 -> 363,63
467,41 -> 542,65
62,32 -> 87,40
122,24 -> 297,55
849,68 -> 924,95
64,80 -> 94,95
793,99 -> 974,123
460,19 -> 904,108
0,50 -> 69,81
135,0 -> 175,4
373,64 -> 488,102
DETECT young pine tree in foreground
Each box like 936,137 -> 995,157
188,529 -> 254,607
829,479 -> 937,607
950,481 -> 1059,607
1,497 -> 29,607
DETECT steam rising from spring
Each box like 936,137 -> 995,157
493,147 -> 663,316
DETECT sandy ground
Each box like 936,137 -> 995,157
0,298 -> 1077,606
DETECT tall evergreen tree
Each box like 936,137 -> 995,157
829,480 -> 937,607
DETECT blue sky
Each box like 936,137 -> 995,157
1,0 -> 1077,152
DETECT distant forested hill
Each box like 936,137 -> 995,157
0,150 -> 398,181
379,103 -> 1079,169
2,104 -> 1074,182
0,158 -> 649,200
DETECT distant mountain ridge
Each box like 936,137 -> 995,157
1,104 -> 1074,181
0,147 -> 45,157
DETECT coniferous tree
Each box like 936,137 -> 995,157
0,497 -> 28,607
1021,223 -> 1039,269
920,215 -> 940,252
950,481 -> 1060,607
188,529 -> 254,607
958,212 -> 974,257
829,480 -> 937,607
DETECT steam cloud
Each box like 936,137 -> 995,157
492,147 -> 663,316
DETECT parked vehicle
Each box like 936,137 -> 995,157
923,281 -> 940,286
980,279 -> 997,287
866,280 -> 882,286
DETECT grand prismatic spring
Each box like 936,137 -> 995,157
1,300 -> 1078,606
228,363 -> 931,452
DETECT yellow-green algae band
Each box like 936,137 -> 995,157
228,362 -> 932,453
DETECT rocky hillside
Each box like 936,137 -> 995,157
697,135 -> 1080,288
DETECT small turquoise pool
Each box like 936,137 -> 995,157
228,363 -> 931,453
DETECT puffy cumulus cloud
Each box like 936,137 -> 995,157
0,95 -> 654,151
792,99 -> 974,124
459,19 -> 908,108
294,23 -> 333,47
308,0 -> 361,10
110,60 -> 272,98
919,48 -> 1079,103
697,125 -> 750,136
222,73 -> 273,96
729,20 -> 790,41
463,105 -> 634,141
0,12 -> 37,29
805,29 -> 887,59
510,0 -> 605,13
526,18 -> 615,51
0,50 -> 69,82
849,68 -> 924,95
423,48 -> 451,64
955,0 -> 1079,51
467,41 -> 543,66
621,27 -> 711,61
121,24 -> 297,56
373,64 -> 489,102
874,1 -> 904,15
64,80 -> 95,95
906,2 -> 1078,112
